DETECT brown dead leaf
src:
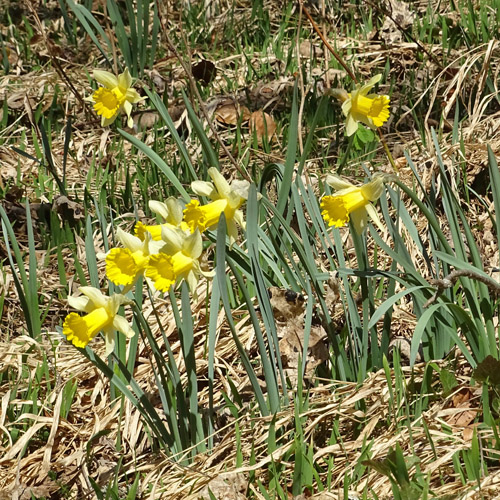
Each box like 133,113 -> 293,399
268,287 -> 329,381
445,388 -> 478,433
198,472 -> 247,499
249,110 -> 276,145
192,59 -> 217,86
7,91 -> 35,110
53,195 -> 85,225
0,45 -> 19,66
134,111 -> 161,130
380,0 -> 415,45
215,103 -> 251,125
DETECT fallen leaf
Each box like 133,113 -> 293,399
198,472 -> 247,499
192,59 -> 216,86
7,91 -> 35,110
249,110 -> 276,145
380,0 -> 415,45
53,195 -> 85,225
215,103 -> 251,125
267,287 -> 329,382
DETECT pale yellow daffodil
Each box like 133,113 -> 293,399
63,286 -> 134,355
91,68 -> 143,127
135,197 -> 189,241
184,167 -> 249,246
105,228 -> 163,290
341,75 -> 390,136
146,227 -> 212,294
321,174 -> 389,234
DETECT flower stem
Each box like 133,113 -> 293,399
301,4 -> 358,84
377,129 -> 399,173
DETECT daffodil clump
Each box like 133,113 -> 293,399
90,68 -> 144,127
63,168 -> 248,351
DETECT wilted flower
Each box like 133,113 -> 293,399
321,174 -> 389,234
91,68 -> 143,127
184,167 -> 249,246
340,75 -> 390,136
63,286 -> 134,355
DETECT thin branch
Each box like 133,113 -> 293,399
301,2 -> 357,83
424,269 -> 500,307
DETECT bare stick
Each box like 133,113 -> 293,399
424,269 -> 500,308
301,3 -> 358,83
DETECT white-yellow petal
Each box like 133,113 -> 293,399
326,175 -> 354,191
102,115 -> 118,127
346,114 -> 359,136
117,227 -> 143,252
93,70 -> 119,89
208,167 -> 231,198
160,226 -> 184,252
350,208 -> 368,234
80,286 -> 107,308
149,200 -> 170,220
191,180 -> 216,197
364,202 -> 385,232
231,180 -> 251,200
103,330 -> 115,357
184,230 -> 202,259
118,67 -> 132,89
67,295 -> 89,312
113,315 -> 135,338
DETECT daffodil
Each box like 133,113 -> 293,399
135,198 -> 189,241
63,286 -> 134,355
91,68 -> 143,127
184,167 -> 249,246
106,228 -> 163,290
321,174 -> 389,234
340,75 -> 390,136
146,227 -> 212,294
183,199 -> 228,233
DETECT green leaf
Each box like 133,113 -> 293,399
473,355 -> 500,386
439,369 -> 459,395
352,125 -> 375,149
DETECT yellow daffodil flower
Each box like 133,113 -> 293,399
183,198 -> 228,233
146,227 -> 211,294
184,167 -> 249,246
91,68 -> 143,127
63,286 -> 134,355
341,75 -> 390,136
321,174 -> 389,234
135,198 -> 189,241
106,228 -> 163,289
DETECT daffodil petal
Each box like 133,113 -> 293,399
93,70 -> 118,89
350,207 -> 368,234
118,67 -> 132,90
191,181 -> 216,197
80,286 -> 107,308
113,315 -> 135,338
67,295 -> 90,312
208,167 -> 232,198
325,175 -> 355,191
